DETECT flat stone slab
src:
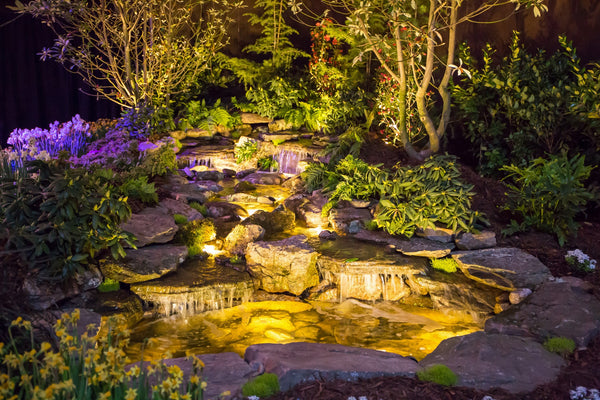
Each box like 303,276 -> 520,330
485,277 -> 600,346
420,331 -> 565,393
451,247 -> 551,290
121,208 -> 179,248
353,230 -> 454,258
245,342 -> 420,391
328,207 -> 373,234
99,244 -> 188,284
156,198 -> 204,221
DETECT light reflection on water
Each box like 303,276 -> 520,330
125,299 -> 481,363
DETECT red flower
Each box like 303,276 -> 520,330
332,38 -> 338,45
324,34 -> 330,41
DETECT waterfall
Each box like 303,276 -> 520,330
133,282 -> 254,318
337,271 -> 411,302
275,149 -> 308,175
188,156 -> 212,168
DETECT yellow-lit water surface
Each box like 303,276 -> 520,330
125,299 -> 480,362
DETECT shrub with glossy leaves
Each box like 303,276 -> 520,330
501,154 -> 595,246
0,158 -> 134,279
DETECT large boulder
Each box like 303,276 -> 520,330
121,208 -> 179,248
328,207 -> 372,234
205,201 -> 248,219
451,247 -> 552,290
284,191 -> 329,228
455,231 -> 497,250
245,342 -> 420,392
241,172 -> 284,185
223,224 -> 266,255
99,245 -> 188,284
242,209 -> 295,237
246,235 -> 319,295
156,198 -> 204,221
485,277 -> 600,346
420,331 -> 565,394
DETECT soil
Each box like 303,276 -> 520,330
266,139 -> 600,400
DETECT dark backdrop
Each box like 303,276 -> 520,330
1,0 -> 599,147
0,2 -> 119,146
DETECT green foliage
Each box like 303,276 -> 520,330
257,156 -> 279,171
1,310 -> 206,399
136,142 -> 177,178
375,155 -> 483,237
501,154 -> 595,246
543,336 -> 576,357
0,158 -> 134,279
430,257 -> 458,273
98,278 -> 120,293
189,202 -> 208,217
241,373 -> 280,397
176,219 -> 217,250
452,33 -> 600,175
178,99 -> 240,132
173,214 -> 189,225
119,176 -> 158,205
234,140 -> 258,164
417,364 -> 458,386
303,154 -> 483,238
323,125 -> 369,165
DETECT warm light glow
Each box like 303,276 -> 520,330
202,244 -> 223,256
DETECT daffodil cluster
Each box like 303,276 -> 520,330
1,310 -> 207,400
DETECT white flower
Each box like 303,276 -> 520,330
448,58 -> 472,79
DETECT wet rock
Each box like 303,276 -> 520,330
353,230 -> 454,258
205,201 -> 248,219
185,128 -> 216,140
281,175 -> 305,194
244,342 -> 420,392
91,291 -> 144,328
416,226 -> 455,243
242,209 -> 295,237
260,131 -> 299,142
328,207 -> 372,234
246,235 -> 319,295
236,168 -> 258,179
120,208 -> 179,248
485,277 -> 600,346
234,180 -> 256,193
156,198 -> 204,221
99,245 -> 188,284
452,248 -> 552,290
129,352 -> 252,400
224,224 -> 266,255
194,180 -> 223,193
455,230 -> 497,250
409,270 -> 500,321
318,230 -> 338,240
195,169 -> 224,182
268,119 -> 294,132
165,183 -> 208,204
284,191 -> 329,228
348,220 -> 362,234
241,112 -> 273,124
241,172 -> 284,185
420,331 -> 565,393
222,168 -> 237,178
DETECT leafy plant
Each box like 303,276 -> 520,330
173,214 -> 189,225
543,336 -> 576,357
323,125 -> 369,165
178,99 -> 240,132
241,373 -> 280,398
430,257 -> 458,273
176,219 -> 217,253
565,249 -> 597,273
375,154 -> 483,237
501,154 -> 596,246
0,159 -> 134,279
98,277 -> 120,293
257,156 -> 279,171
234,140 -> 258,164
417,364 -> 458,386
1,310 -> 207,399
119,176 -> 158,205
189,202 -> 208,217
452,34 -> 600,175
135,142 -> 177,178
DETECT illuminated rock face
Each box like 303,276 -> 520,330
246,235 -> 319,296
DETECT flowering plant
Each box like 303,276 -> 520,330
570,386 -> 600,400
565,249 -> 597,272
7,114 -> 90,159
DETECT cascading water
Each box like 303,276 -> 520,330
275,148 -> 308,174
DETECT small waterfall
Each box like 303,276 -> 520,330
338,272 -> 411,302
275,149 -> 308,175
132,281 -> 254,318
188,156 -> 212,169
